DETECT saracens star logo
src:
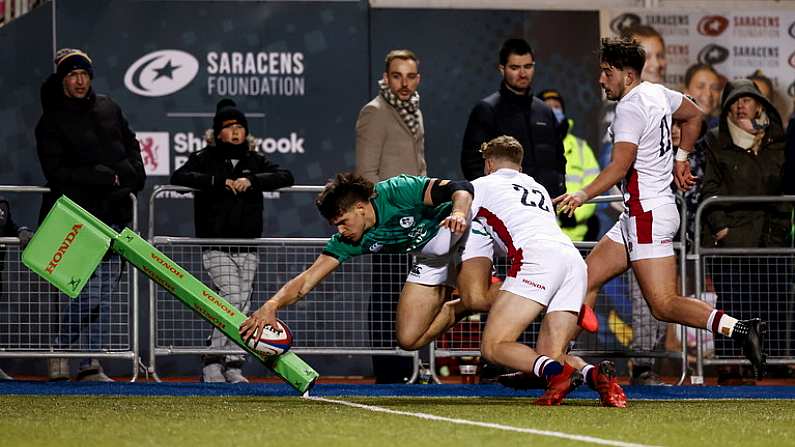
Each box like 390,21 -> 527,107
697,15 -> 729,36
124,50 -> 199,97
697,44 -> 730,65
609,13 -> 641,35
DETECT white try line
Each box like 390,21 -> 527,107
306,396 -> 660,447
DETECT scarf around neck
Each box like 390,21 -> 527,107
727,109 -> 768,152
379,79 -> 421,135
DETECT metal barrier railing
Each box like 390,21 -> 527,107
692,195 -> 795,383
145,184 -> 421,382
430,194 -> 690,384
0,185 -> 140,381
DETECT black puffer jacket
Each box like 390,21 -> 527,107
35,74 -> 146,226
170,138 -> 294,238
461,83 -> 566,197
699,79 -> 790,247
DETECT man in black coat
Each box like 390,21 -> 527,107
171,99 -> 294,383
35,49 -> 146,382
461,38 -> 566,198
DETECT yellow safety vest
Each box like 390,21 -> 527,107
560,120 -> 600,241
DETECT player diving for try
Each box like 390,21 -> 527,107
240,173 -> 474,352
461,135 -> 626,406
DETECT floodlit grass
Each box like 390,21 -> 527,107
1,396 -> 794,447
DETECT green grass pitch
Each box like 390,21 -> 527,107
1,396 -> 793,447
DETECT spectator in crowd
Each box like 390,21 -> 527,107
538,89 -> 600,242
621,25 -> 667,84
461,38 -> 566,198
355,49 -> 425,184
699,79 -> 790,383
354,49 -> 425,383
681,64 -> 722,241
35,48 -> 146,381
171,99 -> 294,383
684,63 -> 723,130
0,197 -> 33,381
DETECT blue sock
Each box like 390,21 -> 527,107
532,355 -> 563,379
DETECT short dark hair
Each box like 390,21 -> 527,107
620,24 -> 665,48
499,38 -> 534,65
684,63 -> 720,89
384,49 -> 419,74
600,37 -> 646,76
315,173 -> 375,221
480,135 -> 524,165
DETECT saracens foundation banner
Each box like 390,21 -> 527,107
54,0 -> 369,238
602,9 -> 795,119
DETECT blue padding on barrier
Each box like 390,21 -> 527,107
1,382 -> 795,400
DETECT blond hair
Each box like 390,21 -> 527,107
480,135 -> 523,165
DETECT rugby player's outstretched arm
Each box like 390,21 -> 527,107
240,254 -> 340,340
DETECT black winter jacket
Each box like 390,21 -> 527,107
35,74 -> 146,226
461,83 -> 566,197
170,140 -> 294,238
699,79 -> 790,248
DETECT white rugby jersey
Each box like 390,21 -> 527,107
610,81 -> 683,215
470,169 -> 573,264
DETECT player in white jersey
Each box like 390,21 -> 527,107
556,38 -> 766,379
460,136 -> 625,406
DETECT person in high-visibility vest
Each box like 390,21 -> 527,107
538,89 -> 600,241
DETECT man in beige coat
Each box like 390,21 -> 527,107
355,49 -> 426,383
355,49 -> 426,182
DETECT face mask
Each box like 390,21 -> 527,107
552,108 -> 565,124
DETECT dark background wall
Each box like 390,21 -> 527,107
0,0 -> 599,377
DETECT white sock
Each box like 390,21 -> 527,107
581,364 -> 595,387
708,309 -> 738,337
719,314 -> 739,337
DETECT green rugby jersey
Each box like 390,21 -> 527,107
322,175 -> 452,263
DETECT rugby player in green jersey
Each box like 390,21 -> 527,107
240,173 -> 474,351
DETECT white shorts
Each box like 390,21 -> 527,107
606,203 -> 679,261
501,240 -> 586,313
461,220 -> 505,262
406,228 -> 467,287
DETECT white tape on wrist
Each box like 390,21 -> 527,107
675,148 -> 691,162
573,190 -> 588,201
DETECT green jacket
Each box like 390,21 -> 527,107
559,120 -> 599,241
699,79 -> 790,248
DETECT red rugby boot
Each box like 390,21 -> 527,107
589,360 -> 627,408
533,364 -> 583,406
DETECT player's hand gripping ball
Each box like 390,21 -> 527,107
246,319 -> 293,356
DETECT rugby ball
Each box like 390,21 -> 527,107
246,319 -> 293,356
